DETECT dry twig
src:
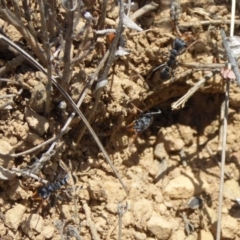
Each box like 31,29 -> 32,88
171,71 -> 213,109
0,33 -> 128,194
130,1 -> 159,21
216,82 -> 230,240
117,202 -> 128,240
81,200 -> 100,240
38,0 -> 52,115
220,29 -> 240,85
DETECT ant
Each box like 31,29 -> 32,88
32,174 -> 69,211
160,38 -> 186,80
127,110 -> 161,141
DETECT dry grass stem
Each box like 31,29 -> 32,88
130,1 -> 159,21
81,200 -> 101,240
216,82 -> 230,240
221,29 -> 240,85
117,202 -> 128,240
0,55 -> 25,77
0,3 -> 46,64
171,72 -> 213,110
179,19 -> 240,29
38,0 -> 52,115
0,33 -> 128,194
9,128 -> 69,158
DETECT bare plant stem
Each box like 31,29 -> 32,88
0,33 -> 128,194
216,82 -> 229,240
130,1 -> 159,21
0,100 -> 13,110
117,202 -> 128,240
38,0 -> 52,116
0,55 -> 25,77
171,71 -> 213,109
9,128 -> 68,158
75,50 -> 110,144
0,4 -> 46,64
220,29 -> 240,85
81,200 -> 100,240
180,62 -> 225,69
77,0 -> 125,145
11,167 -> 48,184
61,0 -> 74,89
98,0 -> 108,30
179,19 -> 240,29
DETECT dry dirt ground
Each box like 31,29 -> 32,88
0,0 -> 240,239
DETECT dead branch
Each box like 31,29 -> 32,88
0,33 -> 128,194
130,1 -> 159,21
220,29 -> 240,85
171,71 -> 213,109
0,4 -> 46,64
81,200 -> 101,240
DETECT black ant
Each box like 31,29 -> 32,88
32,174 -> 69,211
127,110 -> 161,137
160,38 -> 186,80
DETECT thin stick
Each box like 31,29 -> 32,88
75,51 -> 110,144
0,100 -> 13,110
117,202 -> 128,240
130,1 -> 159,21
216,82 -> 229,240
0,33 -> 128,194
61,0 -> 74,89
11,167 -> 48,184
9,129 -> 68,157
81,200 -> 100,240
38,0 -> 52,116
98,0 -> 108,30
0,55 -> 25,77
75,0 -> 125,144
0,6 -> 46,64
220,29 -> 240,86
178,19 -> 240,29
230,0 -> 236,37
171,72 -> 213,110
180,62 -> 225,69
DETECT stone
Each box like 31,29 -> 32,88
221,215 -> 238,239
21,213 -> 43,238
42,225 -> 55,239
134,231 -> 147,240
123,211 -> 134,226
224,179 -> 240,200
0,140 -> 14,168
4,204 -> 26,231
133,199 -> 153,229
28,213 -> 43,233
154,143 -> 168,160
147,215 -> 173,240
198,230 -> 214,240
172,230 -> 186,240
29,82 -> 46,113
202,206 -> 217,225
24,106 -> 49,136
164,137 -> 184,152
163,171 -> 208,199
163,175 -> 195,199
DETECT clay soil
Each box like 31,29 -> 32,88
0,0 -> 240,239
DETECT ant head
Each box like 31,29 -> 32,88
37,186 -> 50,199
173,38 -> 186,52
